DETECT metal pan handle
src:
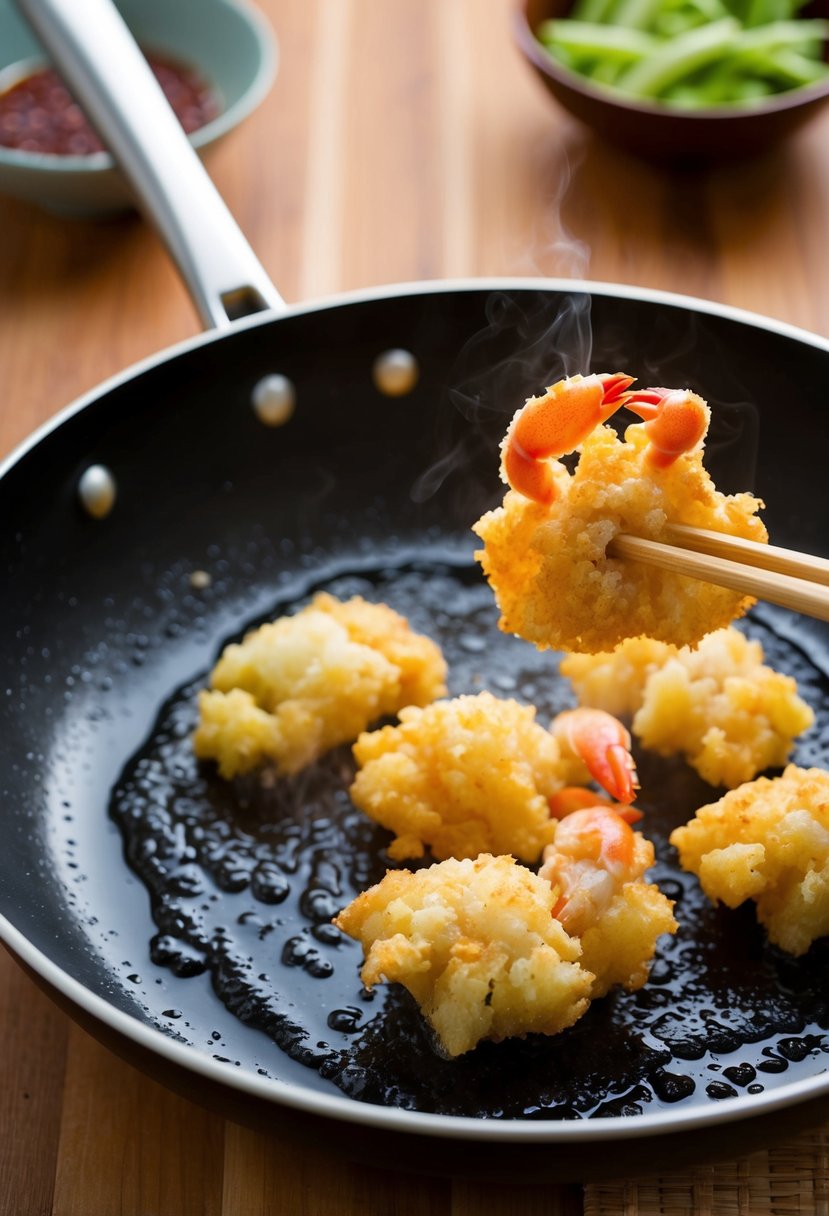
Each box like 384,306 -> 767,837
14,0 -> 286,330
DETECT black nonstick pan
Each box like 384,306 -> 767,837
2,0 -> 829,1183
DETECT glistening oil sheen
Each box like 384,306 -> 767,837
109,561 -> 829,1119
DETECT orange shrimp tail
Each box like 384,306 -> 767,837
549,787 -> 613,818
606,742 -> 638,804
502,372 -> 636,503
597,372 -> 637,405
549,786 -> 643,823
552,707 -> 639,805
501,434 -> 558,504
554,807 -> 636,875
592,813 -> 635,873
625,388 -> 710,469
512,373 -> 635,459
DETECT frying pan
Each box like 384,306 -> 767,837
2,0 -> 828,1183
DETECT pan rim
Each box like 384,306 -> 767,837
3,274 -> 829,1143
3,274 -> 829,490
3,911 -> 829,1142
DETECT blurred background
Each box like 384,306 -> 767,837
1,1 -> 828,1213
2,0 -> 829,464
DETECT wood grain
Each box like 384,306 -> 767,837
0,955 -> 68,1216
2,0 -> 829,1212
52,1027 -> 225,1216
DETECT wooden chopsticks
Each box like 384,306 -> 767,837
608,525 -> 829,622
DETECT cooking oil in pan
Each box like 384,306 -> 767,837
109,561 -> 829,1119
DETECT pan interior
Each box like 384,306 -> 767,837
2,286 -> 829,1130
106,552 -> 829,1119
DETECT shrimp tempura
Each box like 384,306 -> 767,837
193,593 -> 447,778
474,376 -> 766,653
334,853 -> 593,1057
349,692 -> 565,862
540,809 -> 677,997
671,765 -> 829,956
562,627 -> 814,789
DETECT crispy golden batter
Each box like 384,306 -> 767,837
334,853 -> 593,1057
193,593 -> 447,778
349,691 -> 566,863
562,627 -> 814,788
579,876 -> 677,998
560,637 -> 670,719
473,422 -> 766,654
540,827 -> 677,997
671,765 -> 829,955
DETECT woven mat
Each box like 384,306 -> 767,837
583,1123 -> 829,1215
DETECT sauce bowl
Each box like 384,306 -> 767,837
0,0 -> 276,214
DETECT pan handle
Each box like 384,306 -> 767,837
14,0 -> 286,330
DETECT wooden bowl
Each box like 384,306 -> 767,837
515,0 -> 829,163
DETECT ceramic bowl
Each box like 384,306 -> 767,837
0,0 -> 276,215
516,0 -> 829,163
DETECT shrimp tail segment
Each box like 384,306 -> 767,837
544,806 -> 638,925
501,372 -> 710,502
624,386 -> 710,470
551,707 -> 639,805
548,786 -> 643,825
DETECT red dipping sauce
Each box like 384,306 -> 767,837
0,53 -> 221,156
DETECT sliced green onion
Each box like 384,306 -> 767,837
614,16 -> 741,95
731,16 -> 829,53
609,0 -> 672,31
535,0 -> 829,109
568,0 -> 621,23
665,67 -> 774,103
538,19 -> 658,64
741,0 -> 801,28
750,46 -> 829,85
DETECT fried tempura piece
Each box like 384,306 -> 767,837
474,422 -> 766,654
562,627 -> 814,789
578,874 -> 677,998
560,636 -> 670,719
539,812 -> 677,997
193,593 -> 447,778
671,765 -> 829,955
334,853 -> 593,1057
349,691 -> 566,863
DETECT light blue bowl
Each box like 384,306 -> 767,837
0,0 -> 277,215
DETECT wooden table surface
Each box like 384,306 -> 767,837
2,1 -> 829,1213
